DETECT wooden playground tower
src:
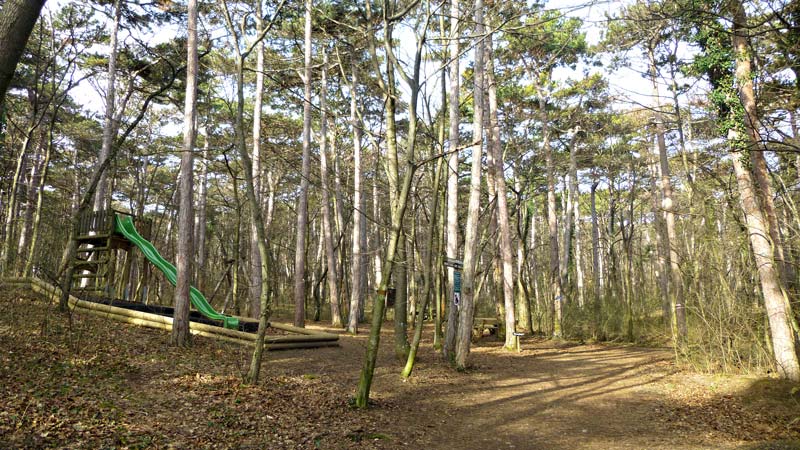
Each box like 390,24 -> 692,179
71,208 -> 150,299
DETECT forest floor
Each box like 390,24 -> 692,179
1,287 -> 799,449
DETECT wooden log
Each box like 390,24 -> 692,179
265,341 -> 339,350
70,305 -> 256,346
21,276 -> 257,341
269,321 -> 340,340
3,277 -> 339,347
262,334 -> 338,343
69,306 -> 337,349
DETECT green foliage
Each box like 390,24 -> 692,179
683,19 -> 750,148
497,5 -> 588,77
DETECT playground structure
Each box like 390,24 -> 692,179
4,208 -> 338,349
69,209 -> 143,300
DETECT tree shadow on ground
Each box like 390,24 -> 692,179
325,331 -> 800,450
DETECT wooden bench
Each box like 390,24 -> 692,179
472,317 -> 499,338
440,317 -> 499,337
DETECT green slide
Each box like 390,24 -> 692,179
114,214 -> 239,330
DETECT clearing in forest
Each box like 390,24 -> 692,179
1,290 -> 798,449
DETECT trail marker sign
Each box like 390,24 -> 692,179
444,257 -> 463,270
444,258 -> 463,307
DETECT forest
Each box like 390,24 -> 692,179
1,0 -> 800,447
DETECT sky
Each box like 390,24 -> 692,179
49,0 -> 676,141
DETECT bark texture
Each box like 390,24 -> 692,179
293,0 -> 313,328
171,0 -> 199,347
249,2 -> 265,318
348,64 -> 363,333
729,0 -> 799,381
319,51 -> 342,328
442,0 -> 460,362
486,33 -> 516,349
454,0 -> 484,370
0,0 -> 46,110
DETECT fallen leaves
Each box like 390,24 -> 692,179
0,293 -> 400,449
653,375 -> 800,443
2,289 -> 799,449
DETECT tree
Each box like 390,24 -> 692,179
402,4 -> 449,378
0,0 -> 46,111
318,48 -> 343,328
355,0 -> 430,407
442,0 -> 460,362
453,0 -> 485,370
292,0 -> 313,328
347,61 -> 364,334
504,9 -> 587,337
728,0 -> 799,381
215,0 -> 284,383
249,0 -> 266,319
171,0 -> 200,347
606,0 -> 687,342
485,26 -> 516,350
1,7 -> 98,275
93,0 -> 122,213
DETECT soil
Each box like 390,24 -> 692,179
1,287 -> 799,449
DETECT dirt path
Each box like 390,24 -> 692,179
282,325 -> 800,450
1,291 -> 798,449
266,323 -> 799,450
403,343 -> 676,449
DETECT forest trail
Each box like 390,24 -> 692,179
1,290 -> 798,449
321,332 -> 799,450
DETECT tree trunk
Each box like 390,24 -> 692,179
434,18 -> 448,349
454,0 -> 484,370
402,137 -> 445,379
171,0 -> 198,348
515,166 -> 532,334
394,234 -> 410,358
16,135 -> 44,274
348,63 -> 363,333
355,0 -> 427,406
486,32 -> 516,349
485,140 -> 502,324
195,128 -> 209,290
22,118 -> 54,277
293,0 -> 313,328
0,0 -> 46,111
590,180 -> 602,338
560,133 -> 579,299
319,50 -> 342,328
93,0 -> 121,213
1,128 -> 33,275
354,153 -> 416,407
442,0 -> 460,362
574,199 -> 585,307
647,45 -> 686,342
731,137 -> 799,380
332,136 -> 349,303
542,96 -> 562,338
570,132 -> 585,307
730,0 -> 799,381
249,2 -> 265,318
648,142 -> 670,335
369,155 -> 381,321
730,2 -> 792,287
373,14 -> 410,359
